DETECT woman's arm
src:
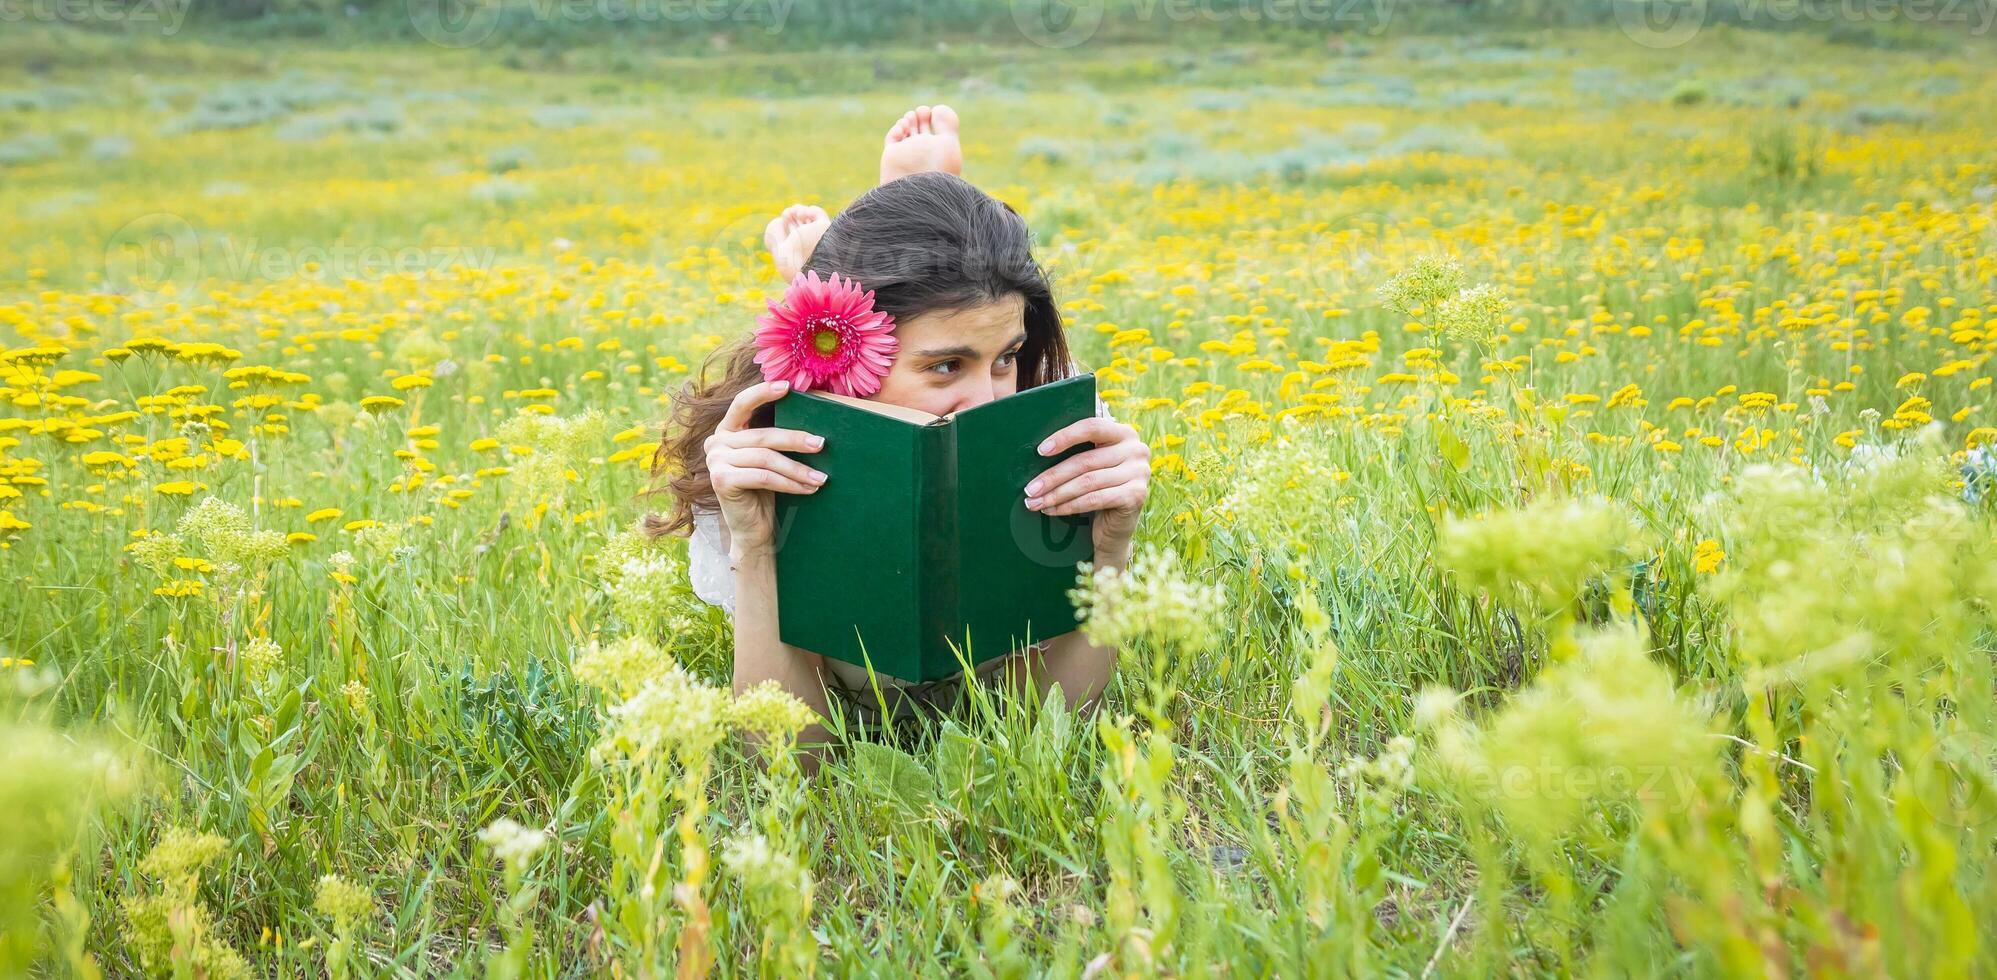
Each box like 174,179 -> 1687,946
703,379 -> 838,751
727,537 -> 836,747
1004,415 -> 1151,712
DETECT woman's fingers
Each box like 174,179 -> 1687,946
1042,481 -> 1147,518
1026,421 -> 1148,510
718,379 -> 792,433
1029,459 -> 1148,513
709,426 -> 823,455
715,447 -> 827,490
1036,416 -> 1135,458
708,382 -> 829,503
713,464 -> 821,498
1024,444 -> 1132,500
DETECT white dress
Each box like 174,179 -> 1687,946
687,365 -> 1118,692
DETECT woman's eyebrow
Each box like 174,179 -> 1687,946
913,344 -> 979,359
913,332 -> 1028,359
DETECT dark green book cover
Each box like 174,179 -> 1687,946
770,374 -> 1098,682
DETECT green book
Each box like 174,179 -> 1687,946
771,373 -> 1098,683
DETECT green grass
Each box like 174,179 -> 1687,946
3,24 -> 1996,977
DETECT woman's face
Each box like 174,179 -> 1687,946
869,294 -> 1028,418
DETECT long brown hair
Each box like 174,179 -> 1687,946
645,172 -> 1074,538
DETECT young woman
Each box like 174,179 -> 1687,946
649,108 -> 1149,738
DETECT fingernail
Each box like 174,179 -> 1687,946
1025,479 -> 1042,496
1025,496 -> 1042,510
809,469 -> 827,483
774,380 -> 789,392
807,435 -> 824,449
1037,439 -> 1054,455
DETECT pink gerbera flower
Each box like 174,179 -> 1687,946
752,271 -> 898,397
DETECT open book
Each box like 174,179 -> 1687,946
770,373 -> 1098,683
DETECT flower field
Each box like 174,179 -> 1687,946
4,24 -> 1997,976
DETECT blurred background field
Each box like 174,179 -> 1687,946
3,7 -> 1997,977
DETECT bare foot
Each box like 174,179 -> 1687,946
763,204 -> 830,281
880,104 -> 962,185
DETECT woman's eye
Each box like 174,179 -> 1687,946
930,360 -> 958,376
997,349 -> 1020,369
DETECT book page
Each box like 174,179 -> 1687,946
805,390 -> 943,426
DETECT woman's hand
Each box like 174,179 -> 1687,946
707,379 -> 827,557
1024,416 -> 1149,560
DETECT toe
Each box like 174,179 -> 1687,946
887,111 -> 914,143
764,214 -> 791,252
931,104 -> 959,136
801,205 -> 829,223
915,105 -> 932,134
793,216 -> 830,256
